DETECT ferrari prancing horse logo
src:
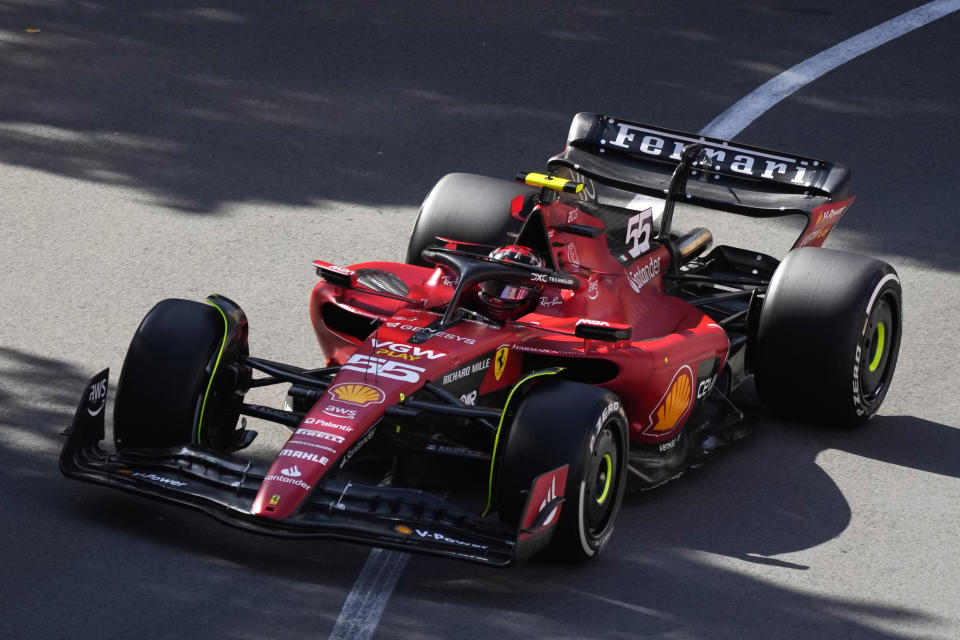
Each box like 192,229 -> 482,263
494,346 -> 509,381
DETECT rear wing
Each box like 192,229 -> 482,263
547,113 -> 854,248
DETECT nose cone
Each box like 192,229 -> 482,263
251,374 -> 409,520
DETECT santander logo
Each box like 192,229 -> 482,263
281,465 -> 302,478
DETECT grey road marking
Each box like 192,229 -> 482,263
701,0 -> 960,139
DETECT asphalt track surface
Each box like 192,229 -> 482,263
2,2 -> 959,638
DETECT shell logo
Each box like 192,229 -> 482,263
328,383 -> 386,406
395,525 -> 412,535
647,366 -> 694,434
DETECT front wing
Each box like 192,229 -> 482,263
60,369 -> 562,567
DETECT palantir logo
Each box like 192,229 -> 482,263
281,465 -> 302,478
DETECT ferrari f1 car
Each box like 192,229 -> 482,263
61,113 -> 902,565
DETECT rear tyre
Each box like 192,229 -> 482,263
755,247 -> 902,426
498,380 -> 628,560
406,173 -> 535,266
114,298 -> 245,450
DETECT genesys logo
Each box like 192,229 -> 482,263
383,323 -> 476,344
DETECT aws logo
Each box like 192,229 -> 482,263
322,405 -> 357,420
86,375 -> 107,417
645,366 -> 694,435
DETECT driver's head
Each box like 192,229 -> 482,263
477,245 -> 544,321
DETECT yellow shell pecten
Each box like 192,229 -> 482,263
653,371 -> 692,432
331,383 -> 384,406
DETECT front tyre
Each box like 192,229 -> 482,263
498,380 -> 628,560
114,297 -> 248,450
755,247 -> 902,426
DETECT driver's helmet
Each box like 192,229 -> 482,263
477,245 -> 544,321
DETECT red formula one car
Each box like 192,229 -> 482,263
61,113 -> 902,565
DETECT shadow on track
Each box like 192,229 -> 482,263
4,2 -> 955,272
0,347 -> 365,639
379,411 -> 959,639
3,347 -> 956,639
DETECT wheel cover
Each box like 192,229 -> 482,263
860,294 -> 896,402
583,427 -> 620,537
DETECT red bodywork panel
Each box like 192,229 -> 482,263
253,200 -> 729,518
793,196 -> 856,249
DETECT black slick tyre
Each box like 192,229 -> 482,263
406,173 -> 535,266
498,380 -> 628,560
114,298 -> 242,450
755,247 -> 902,426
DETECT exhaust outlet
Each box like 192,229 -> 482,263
676,227 -> 713,262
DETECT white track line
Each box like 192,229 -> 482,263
701,0 -> 960,139
329,548 -> 410,640
327,4 -> 960,638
